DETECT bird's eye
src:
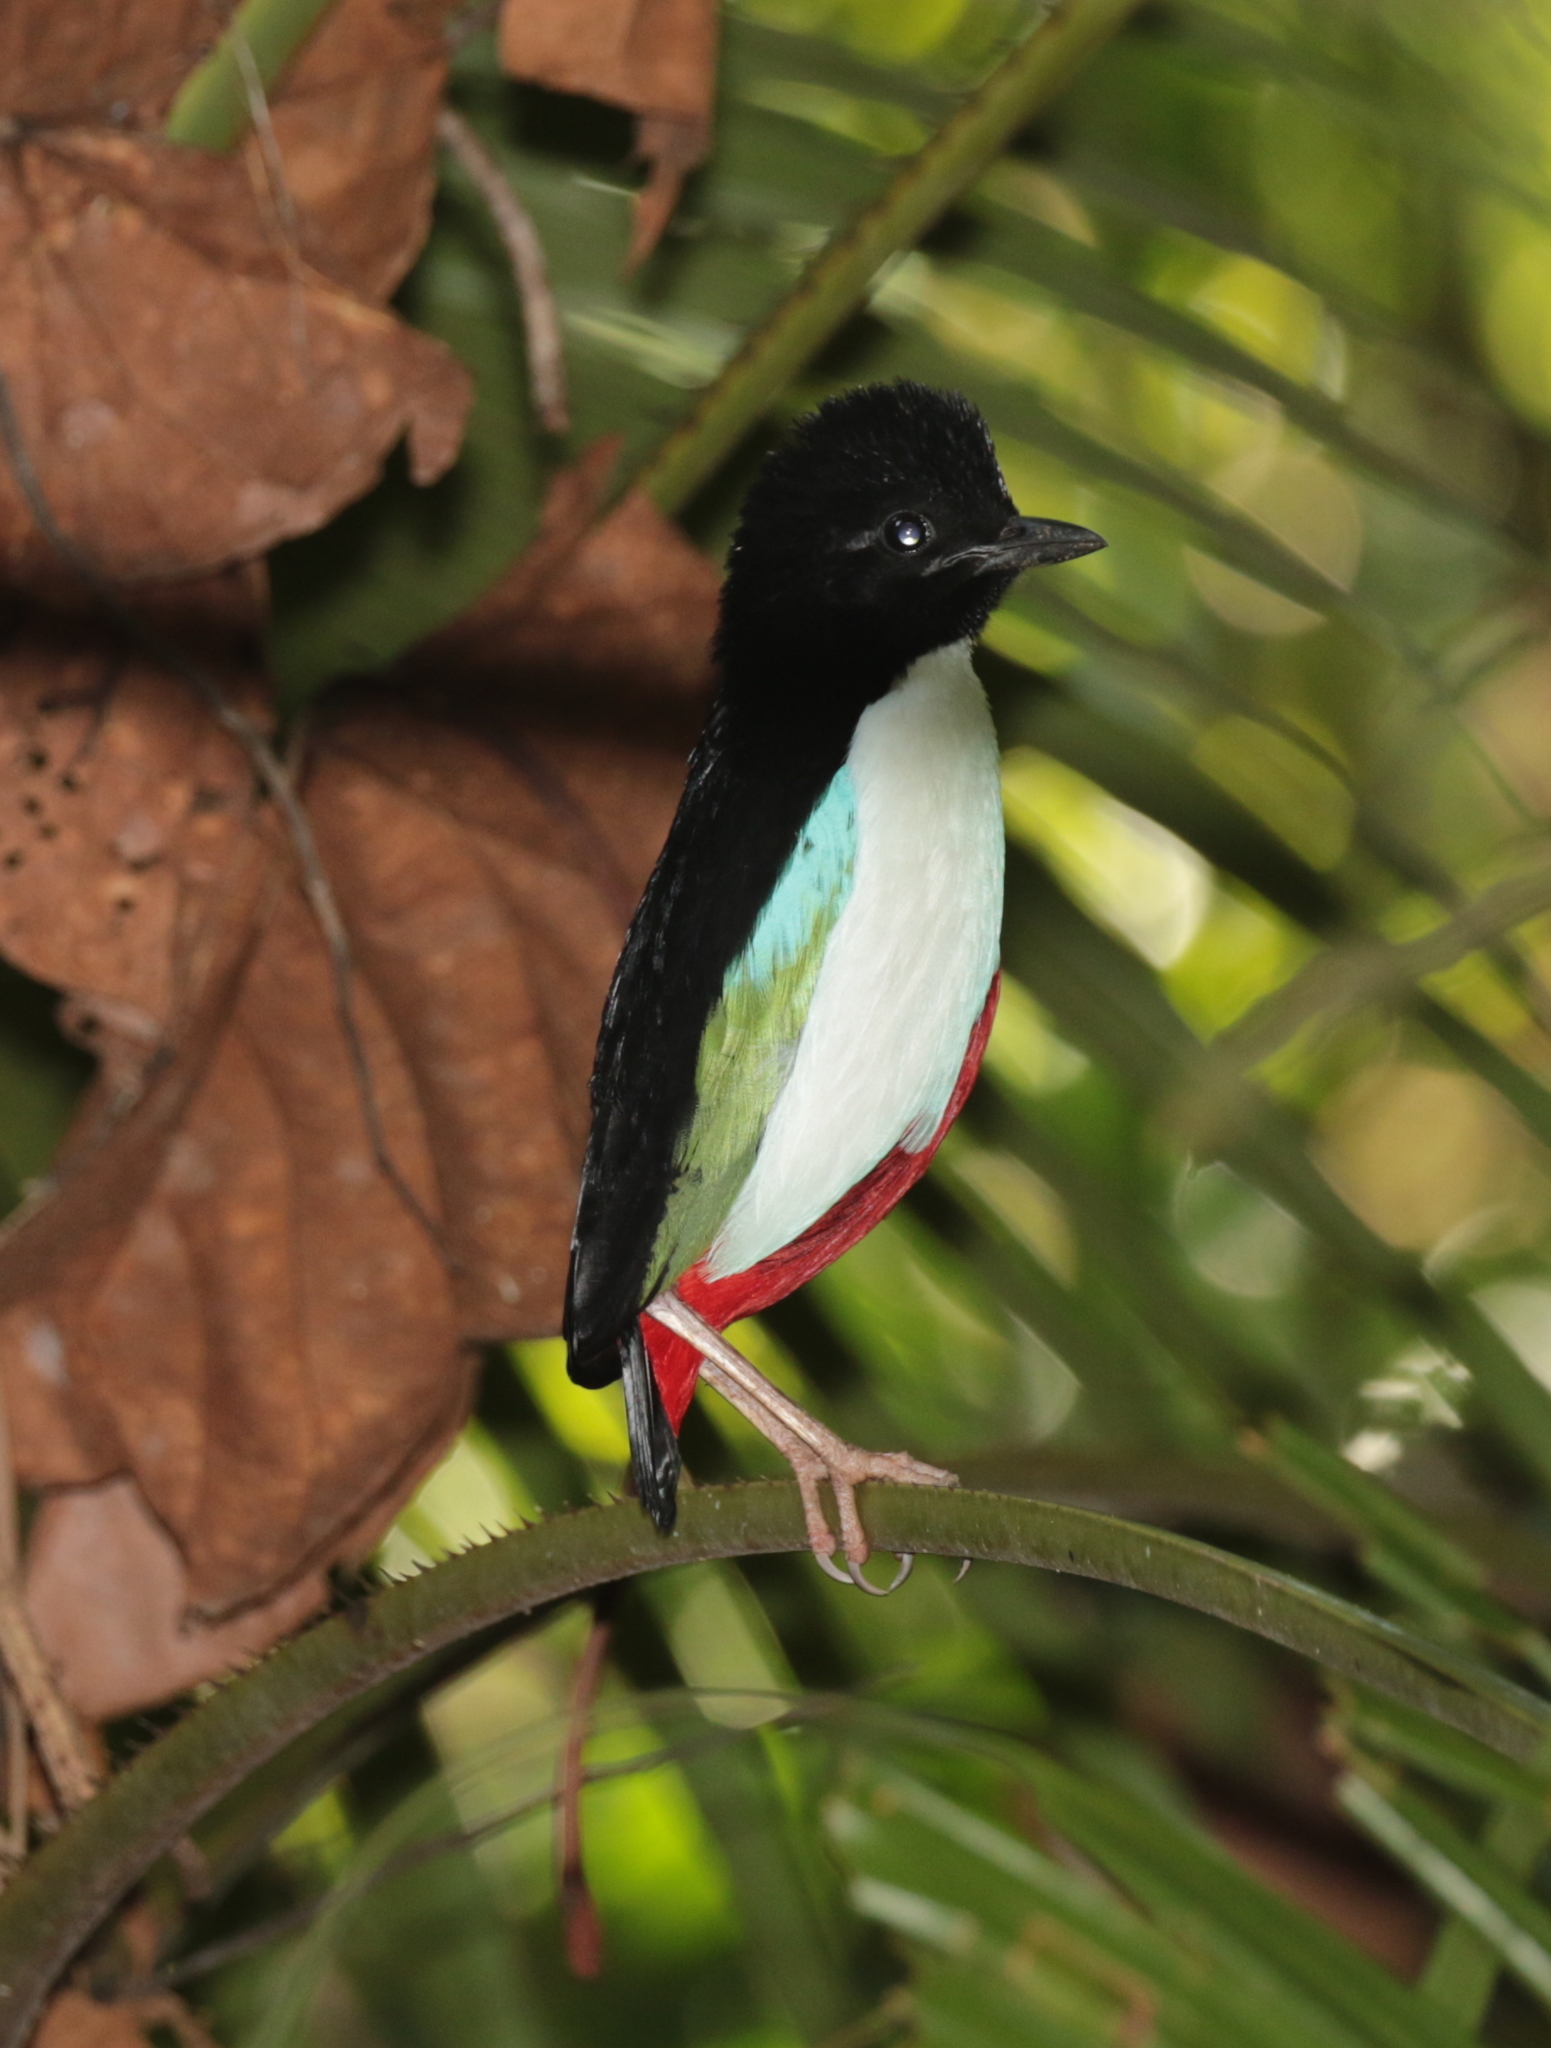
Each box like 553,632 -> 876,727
882,512 -> 932,554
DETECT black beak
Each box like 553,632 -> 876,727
934,515 -> 1106,575
998,514 -> 1106,566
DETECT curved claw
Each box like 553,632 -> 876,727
847,1552 -> 914,1597
952,1558 -> 972,1585
810,1548 -> 914,1595
813,1548 -> 855,1586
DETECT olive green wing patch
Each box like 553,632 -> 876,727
648,764 -> 858,1291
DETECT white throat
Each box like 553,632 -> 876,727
708,637 -> 1004,1280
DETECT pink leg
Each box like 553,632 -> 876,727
645,1291 -> 957,1593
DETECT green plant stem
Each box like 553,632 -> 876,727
165,0 -> 339,151
1421,1802 -> 1551,2027
0,1482 -> 1546,2044
634,0 -> 1144,518
1342,1774 -> 1551,2016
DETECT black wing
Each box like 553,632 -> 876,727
564,697 -> 849,1386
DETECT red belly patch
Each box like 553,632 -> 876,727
643,975 -> 1000,1427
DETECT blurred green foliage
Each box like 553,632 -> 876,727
20,0 -> 1551,2040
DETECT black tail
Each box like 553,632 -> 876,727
620,1321 -> 681,1533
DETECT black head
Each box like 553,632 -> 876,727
717,382 -> 1103,695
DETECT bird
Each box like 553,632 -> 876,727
565,380 -> 1104,1590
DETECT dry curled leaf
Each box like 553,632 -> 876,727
0,0 -> 470,583
0,461 -> 716,1707
498,0 -> 719,267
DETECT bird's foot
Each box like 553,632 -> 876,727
787,1439 -> 956,1594
645,1290 -> 957,1593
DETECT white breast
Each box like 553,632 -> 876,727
707,638 -> 1003,1280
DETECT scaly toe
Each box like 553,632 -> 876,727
831,1480 -> 872,1569
842,1449 -> 958,1491
789,1453 -> 844,1564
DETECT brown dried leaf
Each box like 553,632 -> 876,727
36,1988 -> 215,2048
0,0 -> 469,582
1,465 -> 716,1700
73,877 -> 468,1612
25,1479 -> 326,1724
232,0 -> 455,304
311,640 -> 702,1337
35,1993 -> 149,2048
0,576 -> 266,1036
418,445 -> 722,709
0,136 -> 470,581
0,4 -> 235,130
0,588 -> 275,1493
498,0 -> 719,265
2,0 -> 449,300
498,0 -> 717,128
627,112 -> 715,273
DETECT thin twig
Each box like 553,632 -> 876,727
3,1690 -> 26,1864
230,25 -> 310,363
153,1898 -> 321,1989
0,367 -> 450,1265
0,1587 -> 97,1815
0,1359 -> 97,1822
0,1378 -> 27,1866
556,1597 -> 614,1977
436,107 -> 569,433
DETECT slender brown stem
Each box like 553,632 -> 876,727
231,26 -> 311,361
437,108 -> 569,433
0,1380 -> 26,1865
0,367 -> 449,1266
0,1588 -> 97,1817
3,1698 -> 26,1865
243,734 -> 450,1262
0,1360 -> 96,1824
232,28 -> 302,256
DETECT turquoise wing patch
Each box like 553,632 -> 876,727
649,767 -> 858,1289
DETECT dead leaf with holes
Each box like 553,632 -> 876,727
499,0 -> 720,267
0,459 -> 717,1716
0,0 -> 470,583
